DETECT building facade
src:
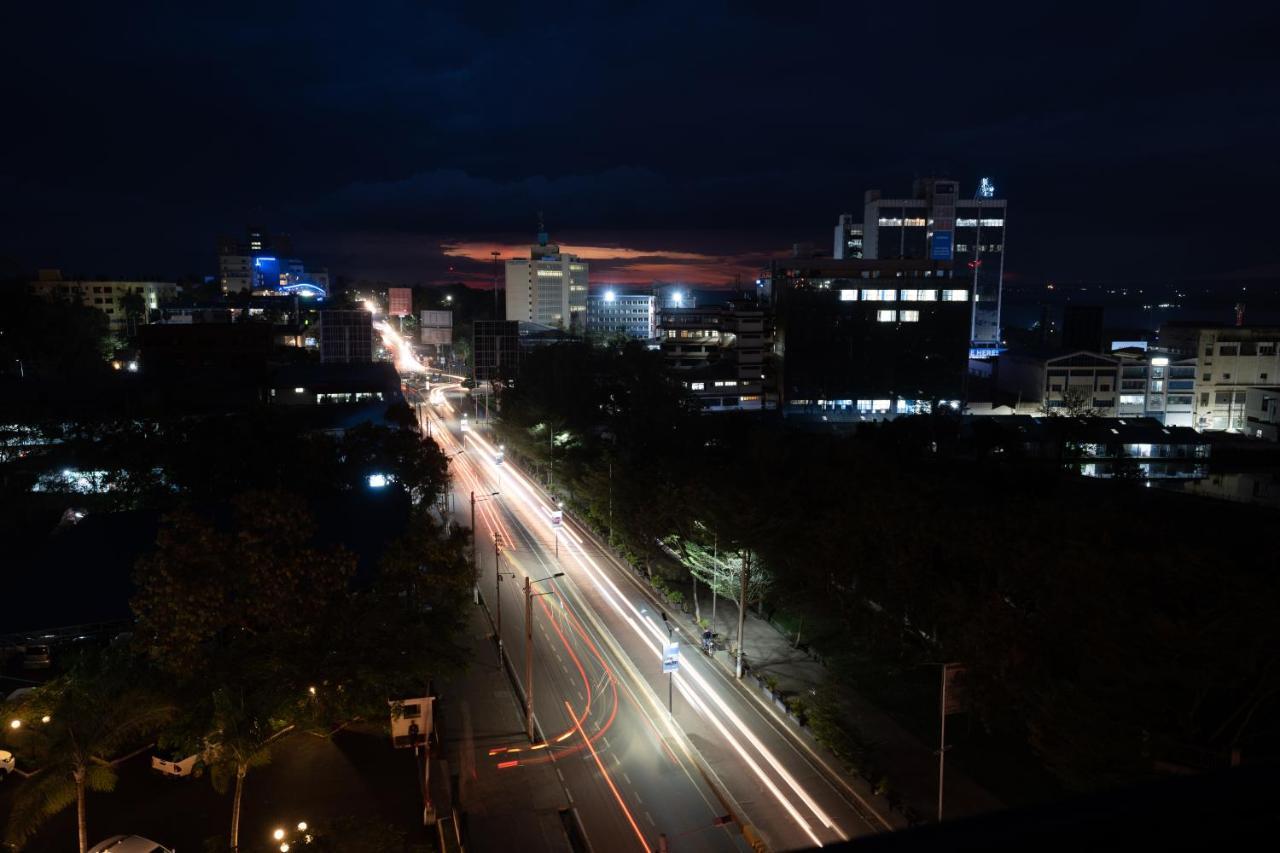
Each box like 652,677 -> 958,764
995,350 -> 1119,416
318,309 -> 374,364
504,230 -> 588,330
474,320 -> 520,382
860,178 -> 1006,347
770,258 -> 971,421
832,213 -> 863,259
31,270 -> 177,333
586,291 -> 656,341
1182,326 -> 1280,432
658,303 -> 771,412
1114,350 -> 1197,426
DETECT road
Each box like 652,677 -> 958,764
377,314 -> 891,851
416,381 -> 891,852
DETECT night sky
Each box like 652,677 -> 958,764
3,1 -> 1277,288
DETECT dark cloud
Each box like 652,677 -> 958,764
2,1 -> 1278,285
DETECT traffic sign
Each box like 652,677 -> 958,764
550,510 -> 563,528
662,642 -> 680,673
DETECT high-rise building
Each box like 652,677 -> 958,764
504,227 -> 588,330
768,257 -> 971,421
657,303 -> 772,412
586,290 -> 656,341
832,213 -> 863,259
860,178 -> 1006,347
318,309 -> 373,364
218,227 -> 328,298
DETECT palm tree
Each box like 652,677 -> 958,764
2,659 -> 173,852
204,686 -> 282,852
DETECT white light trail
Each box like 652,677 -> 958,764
462,429 -> 846,844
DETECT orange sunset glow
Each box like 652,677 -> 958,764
440,239 -> 773,286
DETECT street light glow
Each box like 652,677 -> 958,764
8,719 -> 19,729
272,828 -> 285,841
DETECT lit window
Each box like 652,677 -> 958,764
690,382 -> 704,391
839,289 -> 857,301
956,218 -> 978,227
942,290 -> 969,302
980,218 -> 1005,227
903,217 -> 927,227
861,289 -> 896,301
877,217 -> 904,226
900,310 -> 919,322
876,310 -> 897,322
899,289 -> 937,301
1119,395 -> 1145,405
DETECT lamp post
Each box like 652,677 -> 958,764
525,572 -> 565,741
494,533 -> 515,654
553,500 -> 563,558
661,611 -> 675,714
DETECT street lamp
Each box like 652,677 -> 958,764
661,612 -> 675,714
495,533 -> 515,656
525,572 -> 565,741
552,500 -> 564,558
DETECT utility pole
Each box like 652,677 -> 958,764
525,576 -> 534,741
524,572 -> 564,742
607,462 -> 613,545
494,532 -> 505,653
735,549 -> 749,679
491,250 -> 501,318
470,491 -> 478,605
938,664 -> 948,823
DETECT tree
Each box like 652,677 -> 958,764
2,652 -> 172,852
1041,385 -> 1099,418
133,491 -> 355,850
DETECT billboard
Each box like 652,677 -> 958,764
930,231 -> 954,261
388,287 -> 412,317
421,310 -> 452,328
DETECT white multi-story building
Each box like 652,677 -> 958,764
1114,350 -> 1198,427
30,270 -> 177,333
504,230 -> 588,331
1194,330 -> 1280,432
586,290 -> 656,341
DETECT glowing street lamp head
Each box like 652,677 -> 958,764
672,291 -> 683,307
604,289 -> 616,303
272,828 -> 286,841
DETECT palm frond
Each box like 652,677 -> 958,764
3,769 -> 76,848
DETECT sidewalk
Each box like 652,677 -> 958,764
436,603 -> 573,853
688,580 -> 1004,825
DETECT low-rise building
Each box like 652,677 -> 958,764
1244,386 -> 1280,441
995,350 -> 1119,415
975,415 -> 1210,479
586,290 -> 656,341
30,270 -> 177,333
1157,323 -> 1280,433
658,303 -> 771,412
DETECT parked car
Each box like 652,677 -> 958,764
21,644 -> 51,670
150,741 -> 216,778
87,836 -> 175,853
0,748 -> 15,779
